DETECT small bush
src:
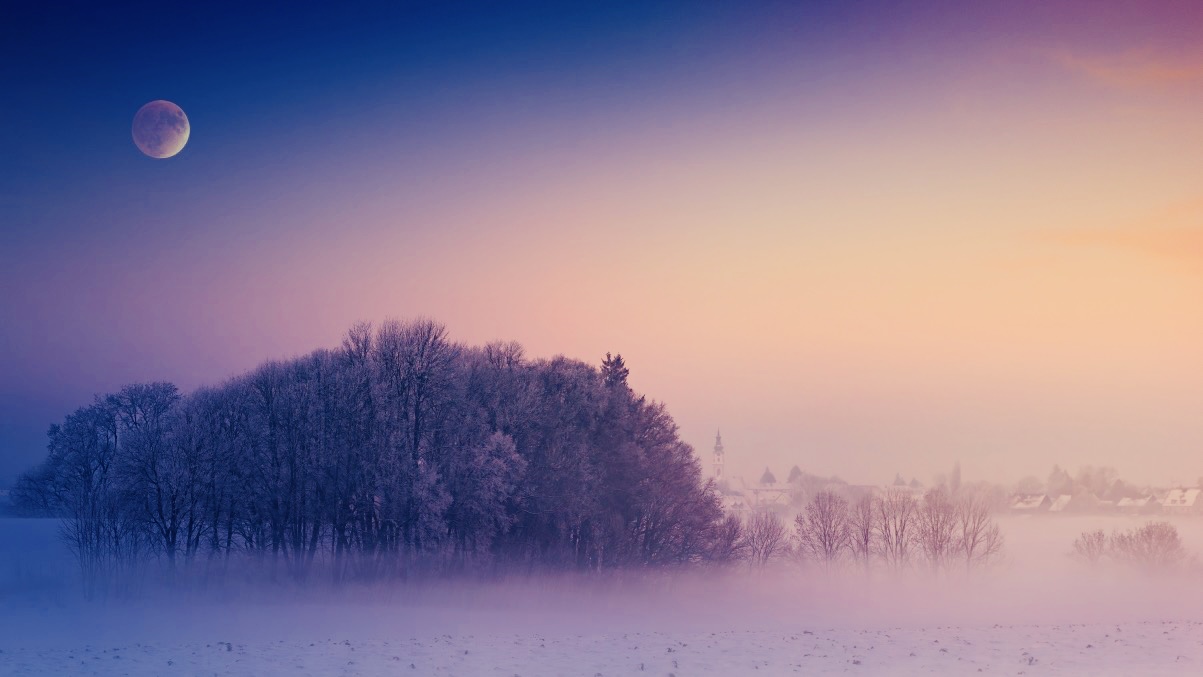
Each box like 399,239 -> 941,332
1109,522 -> 1187,573
1071,529 -> 1106,567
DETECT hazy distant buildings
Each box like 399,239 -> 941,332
711,432 -> 789,515
1161,488 -> 1202,515
1115,496 -> 1156,514
709,431 -> 1203,520
1007,486 -> 1203,516
1048,494 -> 1073,513
1010,494 -> 1052,512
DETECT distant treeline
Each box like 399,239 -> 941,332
740,488 -> 1005,573
13,319 -> 732,587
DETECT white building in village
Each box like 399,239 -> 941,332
1116,496 -> 1156,514
1048,494 -> 1073,513
1161,488 -> 1202,515
1010,494 -> 1051,513
711,431 -> 790,516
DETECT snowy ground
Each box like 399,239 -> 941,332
3,516 -> 1203,676
3,621 -> 1202,675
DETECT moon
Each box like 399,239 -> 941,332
132,100 -> 190,159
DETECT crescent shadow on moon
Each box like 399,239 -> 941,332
133,100 -> 190,159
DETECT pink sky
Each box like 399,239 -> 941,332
2,1 -> 1201,486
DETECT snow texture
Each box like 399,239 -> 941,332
3,516 -> 1203,675
2,622 -> 1201,675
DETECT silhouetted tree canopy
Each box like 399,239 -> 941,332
787,465 -> 803,483
15,319 -> 725,583
760,467 -> 776,485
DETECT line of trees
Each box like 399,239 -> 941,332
1072,522 -> 1194,573
740,488 -> 1004,574
13,319 -> 730,591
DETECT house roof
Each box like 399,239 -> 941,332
748,487 -> 790,506
720,495 -> 749,513
1162,488 -> 1201,508
1048,494 -> 1073,512
1010,494 -> 1049,510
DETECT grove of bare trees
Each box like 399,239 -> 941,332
13,319 -> 729,592
791,487 -> 1004,574
1073,522 -> 1192,573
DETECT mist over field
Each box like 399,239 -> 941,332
3,515 -> 1203,674
6,514 -> 1202,613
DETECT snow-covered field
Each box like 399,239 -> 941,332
3,620 -> 1201,675
2,516 -> 1202,676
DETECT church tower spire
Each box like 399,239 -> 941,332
713,429 -> 724,480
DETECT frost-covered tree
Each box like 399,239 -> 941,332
707,513 -> 746,564
742,511 -> 787,568
445,433 -> 524,557
847,494 -> 875,573
915,488 -> 957,573
108,383 -> 195,565
795,491 -> 850,572
875,488 -> 916,571
16,319 -> 730,583
37,400 -> 143,596
953,492 -> 1003,571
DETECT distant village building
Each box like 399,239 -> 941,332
1048,493 -> 1110,513
747,480 -> 791,512
719,493 -> 750,517
713,430 -> 725,481
1116,496 -> 1156,514
882,484 -> 926,501
709,432 -> 792,515
1161,488 -> 1202,515
1048,494 -> 1073,513
1010,494 -> 1051,513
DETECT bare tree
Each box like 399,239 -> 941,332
795,491 -> 850,572
1071,529 -> 1107,567
42,401 -> 144,597
847,494 -> 875,574
742,511 -> 788,568
707,513 -> 747,565
1109,522 -> 1188,573
915,488 -> 957,573
444,432 -> 525,558
109,383 -> 196,567
953,493 -> 1003,571
874,488 -> 916,571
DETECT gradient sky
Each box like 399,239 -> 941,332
2,0 -> 1201,487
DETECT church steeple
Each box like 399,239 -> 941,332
713,429 -> 724,480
